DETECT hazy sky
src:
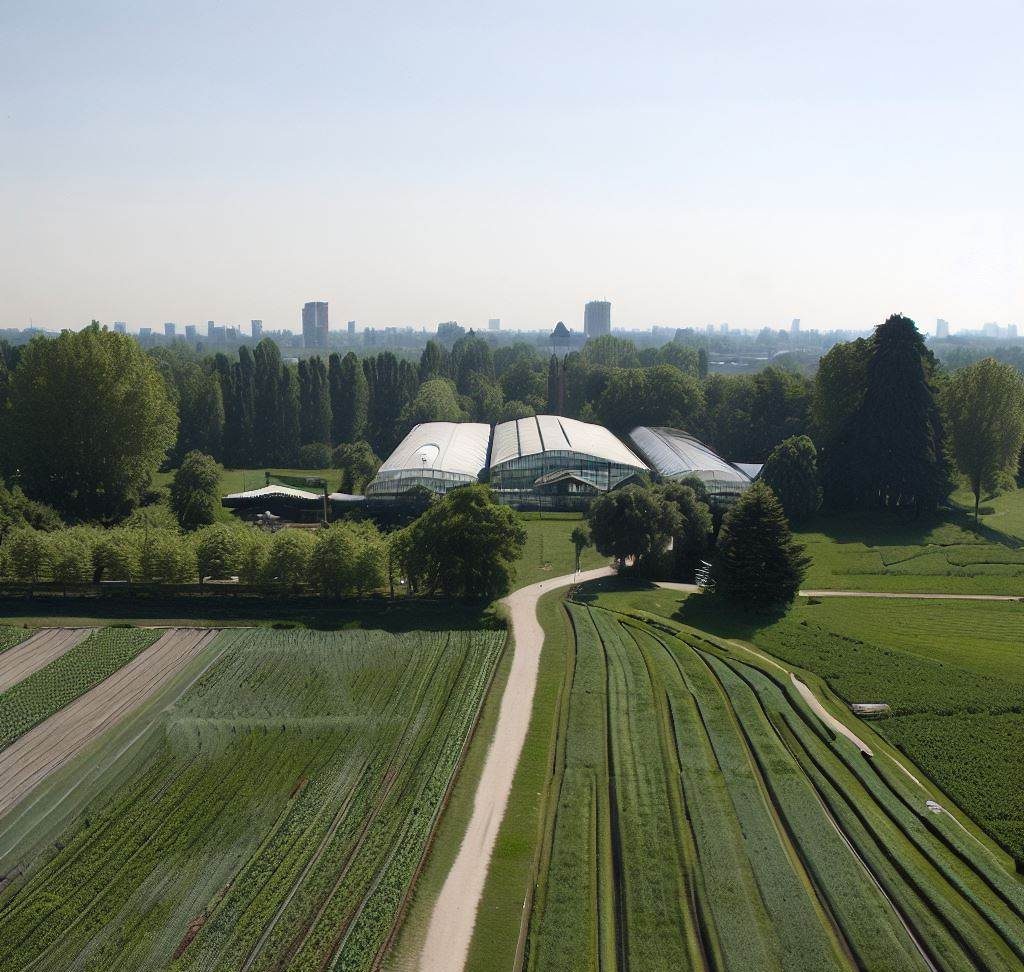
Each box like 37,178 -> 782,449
2,0 -> 1022,333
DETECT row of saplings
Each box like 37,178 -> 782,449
0,484 -> 528,601
583,452 -> 814,609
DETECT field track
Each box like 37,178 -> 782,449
419,565 -> 615,972
0,627 -> 218,817
0,628 -> 94,694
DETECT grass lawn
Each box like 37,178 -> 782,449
514,512 -> 608,590
579,579 -> 1024,863
793,492 -> 1024,594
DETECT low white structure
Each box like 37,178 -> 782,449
365,422 -> 491,497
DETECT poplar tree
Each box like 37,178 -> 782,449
334,351 -> 368,444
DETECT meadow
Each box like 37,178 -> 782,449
0,625 -> 505,972
515,512 -> 608,589
514,601 -> 1024,972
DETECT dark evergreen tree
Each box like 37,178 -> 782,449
365,352 -> 418,456
546,355 -> 561,414
298,356 -> 332,444
697,346 -> 709,379
717,482 -> 809,608
334,351 -> 368,444
253,339 -> 283,463
857,314 -> 950,511
233,345 -> 257,465
761,435 -> 822,521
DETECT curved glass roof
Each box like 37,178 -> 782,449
374,422 -> 491,480
629,426 -> 752,485
490,415 -> 647,470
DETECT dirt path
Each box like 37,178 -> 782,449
418,566 -> 614,972
0,628 -> 219,818
800,590 -> 1021,600
0,628 -> 94,694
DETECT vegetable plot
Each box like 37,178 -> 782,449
0,625 -> 504,972
525,603 -> 1024,972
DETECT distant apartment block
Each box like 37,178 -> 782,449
347,320 -> 356,337
302,301 -> 329,350
488,318 -> 501,331
251,319 -> 263,340
185,324 -> 198,341
790,318 -> 801,334
113,322 -> 127,335
936,318 -> 950,339
139,327 -> 152,338
207,321 -> 215,338
164,322 -> 176,338
584,301 -> 611,338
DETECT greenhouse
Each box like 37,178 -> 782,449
628,426 -> 755,504
221,483 -> 325,522
365,422 -> 492,498
489,415 -> 648,508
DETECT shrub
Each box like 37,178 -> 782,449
298,442 -> 333,469
1,527 -> 51,583
264,529 -> 316,588
195,523 -> 250,581
138,529 -> 195,583
169,451 -> 222,531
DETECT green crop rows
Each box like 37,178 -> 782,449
0,627 -> 29,655
0,627 -> 160,748
0,625 -> 504,971
524,602 -> 1024,972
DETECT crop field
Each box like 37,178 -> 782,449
0,626 -> 160,749
522,601 -> 1024,972
0,627 -> 29,655
0,625 -> 504,972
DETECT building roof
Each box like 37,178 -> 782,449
628,426 -> 752,485
376,422 -> 491,480
223,484 -> 321,501
490,415 -> 648,469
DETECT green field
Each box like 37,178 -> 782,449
0,625 -> 505,972
794,504 -> 1024,594
515,512 -> 608,589
153,466 -> 344,497
0,628 -> 29,654
0,627 -> 159,747
512,600 -> 1024,971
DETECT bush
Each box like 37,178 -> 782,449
139,530 -> 195,583
298,442 -> 333,469
264,529 -> 316,588
93,528 -> 142,581
1,527 -> 51,583
195,523 -> 250,581
49,528 -> 96,585
169,451 -> 222,531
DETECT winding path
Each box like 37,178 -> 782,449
417,566 -> 614,972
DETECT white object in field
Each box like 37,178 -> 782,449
851,702 -> 892,717
926,800 -> 943,814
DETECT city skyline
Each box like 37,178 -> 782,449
2,2 -> 1022,333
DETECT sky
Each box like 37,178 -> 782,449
2,0 -> 1022,334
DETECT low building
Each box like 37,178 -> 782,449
489,415 -> 648,509
365,422 -> 491,498
628,426 -> 754,505
221,483 -> 325,522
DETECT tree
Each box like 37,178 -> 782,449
263,529 -> 315,589
333,352 -> 369,444
0,481 -> 62,542
2,528 -> 51,583
333,441 -> 380,493
451,333 -> 495,395
173,364 -> 224,462
298,357 -> 332,445
8,323 -> 178,522
93,528 -> 142,582
139,530 -> 195,583
716,482 -> 809,608
942,358 -> 1024,520
253,339 -> 284,463
697,346 -> 709,379
655,481 -> 713,576
760,435 -> 822,522
856,314 -> 950,512
238,529 -> 271,584
418,340 -> 449,382
587,485 -> 682,574
275,367 -> 301,465
812,338 -> 871,444
570,525 -> 592,572
310,521 -> 386,596
408,484 -> 526,598
365,352 -> 418,455
401,378 -> 465,427
298,442 -> 333,469
169,451 -> 222,531
49,528 -> 95,585
194,523 -> 249,581
580,335 -> 640,369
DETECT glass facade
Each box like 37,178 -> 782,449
489,449 -> 645,507
364,469 -> 477,498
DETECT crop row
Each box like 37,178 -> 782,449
0,627 -> 29,656
0,626 -> 504,972
0,627 -> 160,749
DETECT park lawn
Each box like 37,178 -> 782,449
793,496 -> 1024,594
514,512 -> 608,590
579,579 -> 1024,863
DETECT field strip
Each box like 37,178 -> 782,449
800,590 -> 1022,600
790,674 -> 874,756
418,565 -> 615,972
0,628 -> 94,693
0,628 -> 219,818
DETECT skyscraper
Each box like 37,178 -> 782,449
347,320 -> 356,337
164,322 -> 176,338
584,300 -> 611,338
936,318 -> 950,339
790,318 -> 801,334
488,318 -> 501,331
251,319 -> 263,340
185,324 -> 197,341
207,320 -> 215,338
302,301 -> 329,350
113,321 -> 127,335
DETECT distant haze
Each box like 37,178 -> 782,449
2,0 -> 1021,333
